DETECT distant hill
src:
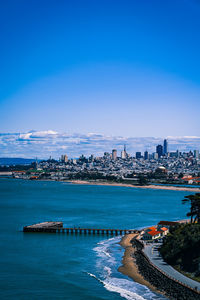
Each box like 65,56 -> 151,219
0,158 -> 36,166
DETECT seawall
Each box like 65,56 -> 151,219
132,239 -> 200,300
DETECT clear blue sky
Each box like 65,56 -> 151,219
1,0 -> 200,137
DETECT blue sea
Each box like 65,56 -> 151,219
0,179 -> 192,300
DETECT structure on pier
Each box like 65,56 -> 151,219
23,222 -> 139,235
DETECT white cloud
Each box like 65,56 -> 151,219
19,130 -> 58,140
0,131 -> 200,159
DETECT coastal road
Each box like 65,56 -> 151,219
143,243 -> 200,292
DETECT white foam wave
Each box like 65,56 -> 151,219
104,266 -> 112,276
90,236 -> 166,300
102,250 -> 111,257
87,272 -> 145,300
87,272 -> 97,279
103,280 -> 145,300
93,237 -> 119,264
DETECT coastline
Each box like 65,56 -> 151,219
118,234 -> 158,292
67,179 -> 200,192
9,177 -> 200,192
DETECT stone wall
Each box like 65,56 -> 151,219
132,239 -> 200,300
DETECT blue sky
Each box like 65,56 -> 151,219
1,0 -> 200,137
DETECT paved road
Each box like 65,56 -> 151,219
143,243 -> 200,292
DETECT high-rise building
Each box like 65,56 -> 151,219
136,152 -> 142,159
121,145 -> 127,159
194,150 -> 199,159
144,151 -> 149,160
112,149 -> 117,160
121,150 -> 126,159
156,145 -> 163,158
163,139 -> 168,155
61,154 -> 68,163
153,152 -> 158,160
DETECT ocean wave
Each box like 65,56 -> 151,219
87,272 -> 148,300
93,237 -> 119,265
91,236 -> 166,300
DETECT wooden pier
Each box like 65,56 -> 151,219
23,222 -> 139,235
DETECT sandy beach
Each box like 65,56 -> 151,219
68,180 -> 200,192
118,233 -> 157,292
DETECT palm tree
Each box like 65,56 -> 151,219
182,193 -> 200,224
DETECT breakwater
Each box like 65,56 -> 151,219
132,239 -> 200,300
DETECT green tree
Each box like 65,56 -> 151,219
160,223 -> 200,275
138,175 -> 148,186
182,193 -> 200,224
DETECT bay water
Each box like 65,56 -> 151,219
0,179 -> 191,299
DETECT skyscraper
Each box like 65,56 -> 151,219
144,151 -> 149,160
194,150 -> 199,159
163,139 -> 168,155
112,149 -> 117,160
61,154 -> 68,163
153,152 -> 158,160
121,145 -> 127,159
156,145 -> 163,158
136,152 -> 142,159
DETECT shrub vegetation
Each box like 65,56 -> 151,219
160,193 -> 200,278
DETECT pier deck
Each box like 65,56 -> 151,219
23,222 -> 139,235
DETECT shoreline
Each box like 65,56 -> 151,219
7,177 -> 200,192
67,179 -> 200,192
118,234 -> 159,293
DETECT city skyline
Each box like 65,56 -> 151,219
1,1 -> 200,136
1,130 -> 200,159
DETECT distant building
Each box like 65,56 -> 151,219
158,220 -> 179,227
142,225 -> 169,240
121,150 -> 126,159
104,152 -> 110,159
61,154 -> 68,163
194,150 -> 199,159
144,151 -> 149,160
156,166 -> 166,173
169,152 -> 178,158
142,229 -> 162,240
89,155 -> 94,162
121,145 -> 127,159
156,144 -> 163,158
163,139 -> 168,155
136,152 -> 142,159
153,152 -> 158,160
112,149 -> 117,160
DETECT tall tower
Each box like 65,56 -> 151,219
156,144 -> 163,158
194,150 -> 199,159
136,152 -> 142,159
144,151 -> 149,160
163,139 -> 168,155
61,154 -> 68,163
121,144 -> 127,159
35,157 -> 38,170
112,149 -> 117,160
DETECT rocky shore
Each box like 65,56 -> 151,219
118,234 -> 158,293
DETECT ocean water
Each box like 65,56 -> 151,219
0,178 -> 192,300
